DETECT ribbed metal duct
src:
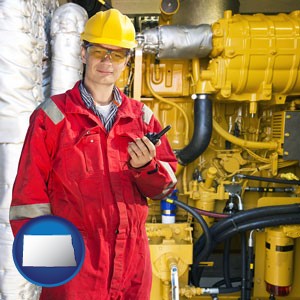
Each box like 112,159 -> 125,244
50,3 -> 88,95
0,1 -> 57,299
43,1 -> 59,100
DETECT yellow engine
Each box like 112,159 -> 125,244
117,1 -> 300,299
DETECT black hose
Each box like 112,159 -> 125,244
212,277 -> 241,288
171,198 -> 212,281
223,239 -> 232,288
172,199 -> 212,254
192,204 -> 300,286
236,174 -> 300,185
196,213 -> 300,267
192,210 -> 300,286
176,94 -> 212,165
241,233 -> 247,300
211,204 -> 300,238
245,187 -> 295,193
172,199 -> 211,246
246,241 -> 254,300
219,286 -> 241,294
214,214 -> 300,244
194,204 -> 300,256
170,198 -> 213,287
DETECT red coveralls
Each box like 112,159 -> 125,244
10,82 -> 177,300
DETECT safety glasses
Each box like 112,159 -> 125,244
86,44 -> 130,63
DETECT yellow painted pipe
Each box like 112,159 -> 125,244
213,119 -> 278,150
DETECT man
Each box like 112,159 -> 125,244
10,8 -> 177,300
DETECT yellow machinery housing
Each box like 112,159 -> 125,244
117,3 -> 300,299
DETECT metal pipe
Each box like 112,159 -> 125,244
213,119 -> 278,150
169,260 -> 180,300
133,34 -> 144,100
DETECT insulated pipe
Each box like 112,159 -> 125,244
176,94 -> 212,165
0,1 -> 57,299
50,3 -> 88,95
142,25 -> 212,59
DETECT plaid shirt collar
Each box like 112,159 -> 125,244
79,80 -> 122,109
79,81 -> 122,131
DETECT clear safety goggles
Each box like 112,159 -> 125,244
86,44 -> 130,63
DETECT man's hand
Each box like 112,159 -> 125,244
128,136 -> 161,168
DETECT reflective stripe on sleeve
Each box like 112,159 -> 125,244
38,98 -> 64,125
142,105 -> 153,125
151,161 -> 177,199
151,182 -> 177,200
9,203 -> 52,220
159,161 -> 177,185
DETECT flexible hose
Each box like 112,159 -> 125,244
195,213 -> 300,269
241,233 -> 247,300
212,204 -> 300,235
246,240 -> 254,300
212,277 -> 241,288
192,205 -> 300,286
214,213 -> 300,244
236,174 -> 300,185
176,94 -> 212,165
223,239 -> 232,288
219,287 -> 241,294
194,203 -> 300,255
193,213 -> 300,287
195,205 -> 300,256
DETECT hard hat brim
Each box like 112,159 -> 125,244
81,33 -> 137,49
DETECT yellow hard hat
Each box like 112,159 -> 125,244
81,9 -> 137,49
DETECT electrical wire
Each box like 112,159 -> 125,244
193,207 -> 229,219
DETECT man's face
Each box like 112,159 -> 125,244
81,43 -> 130,87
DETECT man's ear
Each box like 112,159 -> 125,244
81,46 -> 87,64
